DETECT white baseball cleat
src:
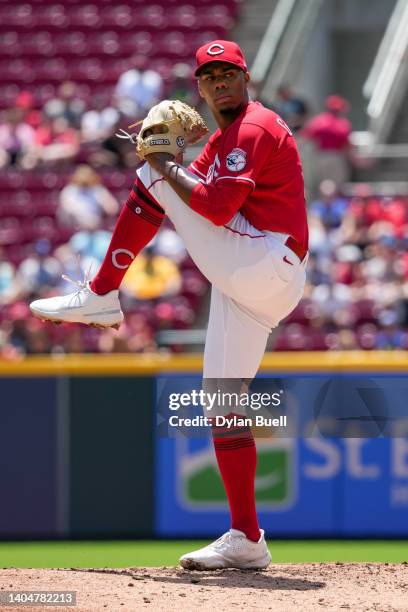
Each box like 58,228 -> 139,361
179,529 -> 271,571
29,278 -> 124,330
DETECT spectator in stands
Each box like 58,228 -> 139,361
151,226 -> 187,265
15,90 -> 41,130
121,246 -> 182,300
375,310 -> 407,349
0,248 -> 18,304
97,314 -> 156,353
114,56 -> 163,118
81,100 -> 119,144
310,180 -> 348,228
28,115 -> 80,168
62,326 -> 85,354
15,239 -> 61,297
301,95 -> 352,196
81,97 -> 124,167
44,81 -> 86,129
0,108 -> 35,168
3,302 -> 32,356
272,84 -> 308,132
168,63 -> 196,106
52,228 -> 112,294
57,165 -> 118,231
25,318 -> 53,354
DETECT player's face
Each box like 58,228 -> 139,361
197,62 -> 249,117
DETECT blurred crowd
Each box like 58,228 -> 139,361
0,66 -> 206,358
0,216 -> 208,357
0,63 -> 196,173
1,77 -> 407,355
272,180 -> 408,351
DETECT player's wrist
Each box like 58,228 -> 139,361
164,161 -> 181,181
145,152 -> 175,172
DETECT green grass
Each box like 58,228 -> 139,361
0,540 -> 407,568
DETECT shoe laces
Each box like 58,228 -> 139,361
212,532 -> 233,550
61,259 -> 93,294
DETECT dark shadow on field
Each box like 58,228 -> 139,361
149,570 -> 325,591
69,567 -> 325,591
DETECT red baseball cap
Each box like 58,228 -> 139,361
195,40 -> 248,76
325,95 -> 350,113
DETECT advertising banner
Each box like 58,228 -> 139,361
155,374 -> 408,537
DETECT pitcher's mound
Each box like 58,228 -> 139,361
0,564 -> 407,611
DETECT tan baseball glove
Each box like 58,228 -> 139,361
116,100 -> 209,160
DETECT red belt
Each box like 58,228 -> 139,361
285,236 -> 308,262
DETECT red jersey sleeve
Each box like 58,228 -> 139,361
189,180 -> 252,226
215,123 -> 273,189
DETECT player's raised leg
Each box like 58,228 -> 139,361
143,162 -> 306,326
29,177 -> 165,328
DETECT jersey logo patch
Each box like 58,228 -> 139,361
226,148 -> 247,172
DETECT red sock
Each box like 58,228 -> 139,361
90,178 -> 165,295
212,413 -> 260,542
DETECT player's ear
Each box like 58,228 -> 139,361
197,79 -> 205,99
244,71 -> 250,84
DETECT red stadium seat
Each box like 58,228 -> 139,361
119,31 -> 154,56
34,57 -> 69,81
68,4 -> 101,27
0,4 -> 35,27
155,32 -> 189,59
351,299 -> 377,324
23,216 -> 57,243
0,31 -> 21,56
0,191 -> 35,218
32,5 -> 69,28
0,218 -> 23,245
20,31 -> 56,56
99,4 -> 134,28
138,4 -> 166,28
56,31 -> 88,55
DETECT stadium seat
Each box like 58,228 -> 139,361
0,218 -> 23,246
20,31 -> 56,56
68,4 -> 101,27
23,216 -> 57,242
32,5 -> 69,28
0,191 -> 35,218
0,31 -> 20,56
56,31 -> 88,55
356,324 -> 377,350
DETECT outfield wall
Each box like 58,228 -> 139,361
0,352 -> 407,539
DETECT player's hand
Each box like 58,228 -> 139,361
185,123 -> 209,146
145,152 -> 176,172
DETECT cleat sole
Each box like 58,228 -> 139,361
33,314 -> 121,330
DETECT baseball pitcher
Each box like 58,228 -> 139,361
30,40 -> 309,570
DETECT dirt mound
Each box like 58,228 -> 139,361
0,564 -> 407,611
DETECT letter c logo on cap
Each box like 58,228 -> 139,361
207,43 -> 225,56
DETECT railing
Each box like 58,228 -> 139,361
250,0 -> 296,84
363,0 -> 408,145
363,0 -> 406,100
250,0 -> 324,94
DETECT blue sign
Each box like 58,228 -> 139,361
155,375 -> 408,537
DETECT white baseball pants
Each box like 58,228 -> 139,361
138,163 -> 307,379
